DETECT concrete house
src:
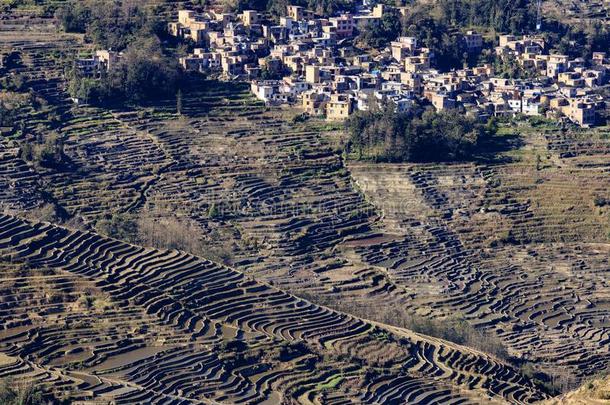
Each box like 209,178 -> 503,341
391,37 -> 418,62
546,55 -> 568,78
76,50 -> 121,77
302,90 -> 328,115
562,97 -> 597,127
326,93 -> 353,120
241,10 -> 259,26
429,92 -> 457,111
463,31 -> 483,52
329,14 -> 355,38
287,5 -> 314,21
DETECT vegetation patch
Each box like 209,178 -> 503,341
345,103 -> 497,163
316,374 -> 344,391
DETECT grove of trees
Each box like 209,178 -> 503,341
357,8 -> 402,49
544,20 -> 610,59
435,0 -> 538,33
67,37 -> 182,106
56,0 -> 184,107
0,380 -> 53,405
345,102 -> 496,162
55,0 -> 164,51
407,0 -> 610,67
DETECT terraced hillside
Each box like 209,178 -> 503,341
2,34 -> 608,394
544,374 -> 610,404
0,214 -> 549,404
348,125 -> 610,384
1,5 -> 610,402
4,72 -> 395,301
0,7 -> 87,216
542,0 -> 610,24
62,83 -> 610,387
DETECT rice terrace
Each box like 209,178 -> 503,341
0,0 -> 609,404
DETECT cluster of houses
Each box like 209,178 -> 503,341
171,4 -> 608,126
76,3 -> 609,127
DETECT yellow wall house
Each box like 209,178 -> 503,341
241,10 -> 259,26
326,94 -> 353,120
563,98 -> 597,127
302,91 -> 327,115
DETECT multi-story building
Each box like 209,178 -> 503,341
168,10 -> 213,45
326,93 -> 353,120
463,31 -> 483,52
558,72 -> 585,87
522,97 -> 542,116
287,5 -> 314,21
75,50 -> 121,76
180,50 -> 222,72
329,14 -> 355,38
302,90 -> 328,115
546,54 -> 569,78
305,65 -> 320,84
391,37 -> 418,62
241,10 -> 259,26
562,98 -> 598,127
429,92 -> 456,110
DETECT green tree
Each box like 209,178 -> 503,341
358,9 -> 401,48
37,133 -> 66,169
109,37 -> 181,103
96,213 -> 139,243
55,0 -> 164,50
68,37 -> 182,106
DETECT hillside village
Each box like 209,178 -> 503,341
77,3 -> 608,127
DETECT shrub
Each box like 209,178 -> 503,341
0,73 -> 27,92
207,203 -> 220,219
0,379 -> 47,405
594,196 -> 609,207
0,92 -> 30,127
96,213 -> 139,243
291,113 -> 309,124
20,133 -> 67,170
278,342 -> 309,362
37,134 -> 66,168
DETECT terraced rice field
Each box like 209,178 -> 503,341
543,0 -> 610,24
52,81 -> 610,386
0,214 -> 549,403
348,126 -> 610,382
